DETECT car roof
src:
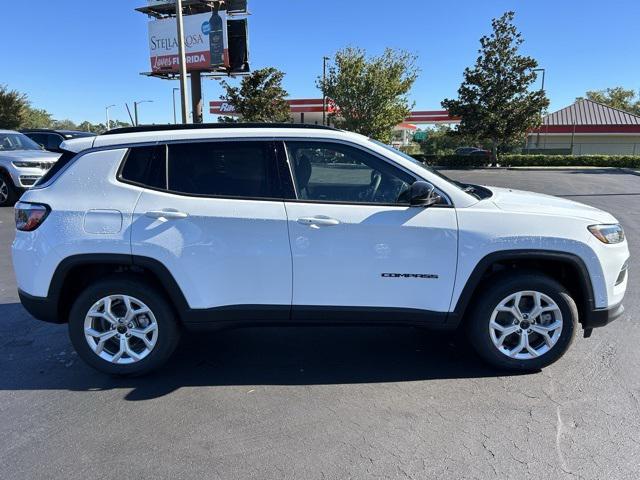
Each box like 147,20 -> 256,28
22,128 -> 96,137
0,129 -> 20,134
90,124 -> 359,150
102,122 -> 337,136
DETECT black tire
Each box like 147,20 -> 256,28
467,272 -> 577,371
68,276 -> 181,376
0,172 -> 19,207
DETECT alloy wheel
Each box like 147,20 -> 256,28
0,178 -> 8,204
488,290 -> 563,360
84,295 -> 158,364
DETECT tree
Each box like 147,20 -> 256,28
418,125 -> 474,155
21,107 -> 53,129
319,48 -> 418,143
578,87 -> 640,115
0,85 -> 29,130
218,67 -> 290,122
51,118 -> 79,130
442,11 -> 549,162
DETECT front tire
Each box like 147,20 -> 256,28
68,276 -> 181,376
467,272 -> 577,371
0,172 -> 19,207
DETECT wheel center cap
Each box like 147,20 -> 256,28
117,325 -> 128,334
520,320 -> 531,330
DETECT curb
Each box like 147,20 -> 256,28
436,166 -> 640,175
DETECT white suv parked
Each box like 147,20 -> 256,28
0,130 -> 60,206
12,124 -> 629,375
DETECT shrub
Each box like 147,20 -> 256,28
410,154 -> 640,169
501,155 -> 640,168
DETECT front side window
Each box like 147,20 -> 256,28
167,141 -> 280,198
285,141 -> 414,204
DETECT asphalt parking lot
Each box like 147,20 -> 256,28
1,168 -> 639,479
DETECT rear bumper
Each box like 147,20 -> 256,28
18,289 -> 62,324
582,301 -> 624,329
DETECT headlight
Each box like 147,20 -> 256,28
588,224 -> 625,244
12,161 -> 37,168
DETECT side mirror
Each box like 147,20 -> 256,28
409,181 -> 441,207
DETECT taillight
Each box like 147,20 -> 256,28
15,202 -> 50,232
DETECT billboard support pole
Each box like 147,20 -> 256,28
191,71 -> 203,123
175,0 -> 190,124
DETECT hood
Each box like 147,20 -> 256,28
0,150 -> 60,161
487,186 -> 617,223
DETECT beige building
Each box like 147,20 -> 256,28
527,99 -> 640,155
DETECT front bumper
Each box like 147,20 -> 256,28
582,301 -> 624,330
6,166 -> 47,188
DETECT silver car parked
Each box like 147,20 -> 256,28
0,130 -> 60,206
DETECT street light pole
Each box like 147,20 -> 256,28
175,0 -> 190,124
322,56 -> 330,126
172,88 -> 180,124
105,104 -> 116,131
133,100 -> 153,126
533,68 -> 546,150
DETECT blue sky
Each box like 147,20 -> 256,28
2,0 -> 639,125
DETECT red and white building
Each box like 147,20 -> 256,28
527,99 -> 640,155
210,98 -> 460,145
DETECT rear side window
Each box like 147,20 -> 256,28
167,141 -> 280,198
120,145 -> 167,189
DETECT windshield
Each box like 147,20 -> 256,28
0,132 -> 43,151
369,139 -> 471,194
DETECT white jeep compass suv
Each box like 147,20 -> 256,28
12,124 -> 629,375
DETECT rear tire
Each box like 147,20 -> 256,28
467,272 -> 577,371
0,172 -> 19,207
68,276 -> 181,376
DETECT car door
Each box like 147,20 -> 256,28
129,140 -> 292,315
281,140 -> 458,322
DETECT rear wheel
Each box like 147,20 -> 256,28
0,172 -> 19,207
467,273 -> 577,371
68,277 -> 180,376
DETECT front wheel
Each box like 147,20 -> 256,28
68,277 -> 180,376
0,173 -> 19,207
467,273 -> 578,371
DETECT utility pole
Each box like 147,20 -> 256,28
191,72 -> 203,123
134,100 -> 153,126
176,0 -> 190,124
322,56 -> 330,126
105,104 -> 116,131
172,88 -> 179,124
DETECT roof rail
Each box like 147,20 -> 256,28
101,123 -> 337,136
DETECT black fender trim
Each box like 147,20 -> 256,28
29,253 -> 191,323
447,249 -> 597,328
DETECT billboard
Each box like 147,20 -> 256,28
148,11 -> 228,73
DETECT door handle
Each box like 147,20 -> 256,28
297,216 -> 340,227
145,209 -> 189,220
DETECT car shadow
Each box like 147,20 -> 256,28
0,303 -> 531,401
